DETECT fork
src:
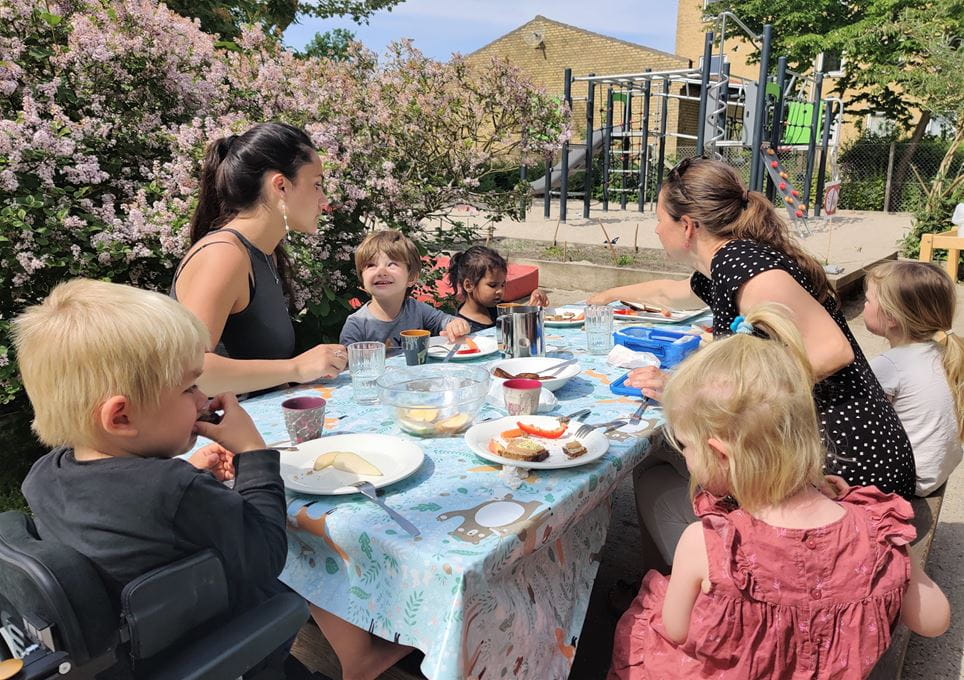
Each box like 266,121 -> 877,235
574,419 -> 625,439
629,400 -> 650,425
351,481 -> 421,537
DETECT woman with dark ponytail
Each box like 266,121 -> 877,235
173,122 -> 347,395
588,157 -> 915,563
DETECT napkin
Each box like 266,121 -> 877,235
486,381 -> 559,413
606,344 -> 661,370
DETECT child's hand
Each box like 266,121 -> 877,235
193,393 -> 267,453
817,474 -> 850,499
527,288 -> 550,307
625,366 -> 667,401
442,318 -> 471,343
188,443 -> 236,482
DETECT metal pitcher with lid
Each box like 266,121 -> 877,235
496,305 -> 545,358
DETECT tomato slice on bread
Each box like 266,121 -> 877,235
456,337 -> 480,354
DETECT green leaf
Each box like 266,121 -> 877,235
39,11 -> 62,26
349,586 -> 370,600
359,532 -> 373,560
325,557 -> 339,574
412,502 -> 441,512
215,40 -> 241,52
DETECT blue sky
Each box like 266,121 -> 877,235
283,0 -> 681,61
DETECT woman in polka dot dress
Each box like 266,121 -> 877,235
589,158 -> 915,562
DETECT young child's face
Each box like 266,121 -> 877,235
132,362 -> 207,458
465,268 -> 507,307
361,251 -> 416,303
862,281 -> 893,338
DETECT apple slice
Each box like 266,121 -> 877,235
313,451 -> 339,471
332,451 -> 383,476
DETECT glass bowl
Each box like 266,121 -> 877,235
377,364 -> 490,437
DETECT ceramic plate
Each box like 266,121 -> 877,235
488,357 -> 582,392
280,434 -> 424,495
427,335 -> 499,360
544,306 -> 586,328
613,305 -> 709,324
464,415 -> 609,469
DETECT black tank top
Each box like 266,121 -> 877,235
172,228 -> 296,361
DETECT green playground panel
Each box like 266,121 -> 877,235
782,100 -> 826,145
764,83 -> 826,144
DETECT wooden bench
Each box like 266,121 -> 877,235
919,229 -> 964,281
868,484 -> 946,680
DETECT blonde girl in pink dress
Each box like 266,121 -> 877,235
609,304 -> 949,680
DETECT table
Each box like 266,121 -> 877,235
233,324 -> 695,679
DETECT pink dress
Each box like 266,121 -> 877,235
610,487 -> 914,680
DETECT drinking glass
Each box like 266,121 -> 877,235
585,305 -> 614,355
347,341 -> 386,404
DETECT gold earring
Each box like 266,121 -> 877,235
281,201 -> 289,232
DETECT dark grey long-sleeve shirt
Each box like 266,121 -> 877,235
22,447 -> 288,614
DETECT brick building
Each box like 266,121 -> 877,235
465,16 -> 693,147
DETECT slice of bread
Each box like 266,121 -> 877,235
502,437 -> 549,462
563,440 -> 587,458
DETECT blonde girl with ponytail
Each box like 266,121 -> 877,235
864,261 -> 963,495
609,304 -> 949,680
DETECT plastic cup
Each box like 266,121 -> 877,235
348,341 -> 385,404
585,305 -> 614,355
400,329 -> 430,366
503,378 -> 541,416
282,396 -> 326,444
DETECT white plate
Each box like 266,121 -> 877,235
464,415 -> 609,469
613,305 -> 709,324
544,306 -> 586,328
427,335 -> 499,360
280,434 -> 424,495
488,357 -> 582,392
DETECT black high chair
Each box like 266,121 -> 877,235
0,510 -> 319,679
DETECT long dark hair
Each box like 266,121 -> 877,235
663,158 -> 834,304
189,122 -> 316,297
448,246 -> 507,299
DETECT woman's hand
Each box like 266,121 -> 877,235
194,393 -> 266,453
442,318 -> 471,343
586,290 -> 615,306
291,344 -> 348,383
625,366 -> 668,401
188,443 -> 236,482
527,288 -> 550,307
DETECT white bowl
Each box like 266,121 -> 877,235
488,357 -> 582,392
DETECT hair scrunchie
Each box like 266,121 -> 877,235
730,315 -> 754,335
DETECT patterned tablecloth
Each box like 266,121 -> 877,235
231,322 -> 703,679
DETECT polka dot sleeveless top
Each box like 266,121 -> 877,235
691,240 -> 916,498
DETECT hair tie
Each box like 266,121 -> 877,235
730,315 -> 754,335
741,190 -> 749,210
936,329 -> 956,342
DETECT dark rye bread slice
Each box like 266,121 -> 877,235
501,437 -> 549,463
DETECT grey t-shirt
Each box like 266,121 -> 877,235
339,298 -> 456,348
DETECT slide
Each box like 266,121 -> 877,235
530,125 -> 624,196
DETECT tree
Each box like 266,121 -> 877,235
298,28 -> 355,60
707,0 -> 963,210
164,0 -> 403,39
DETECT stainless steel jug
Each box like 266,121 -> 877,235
497,306 -> 545,358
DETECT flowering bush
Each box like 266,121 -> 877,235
0,0 -> 568,405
